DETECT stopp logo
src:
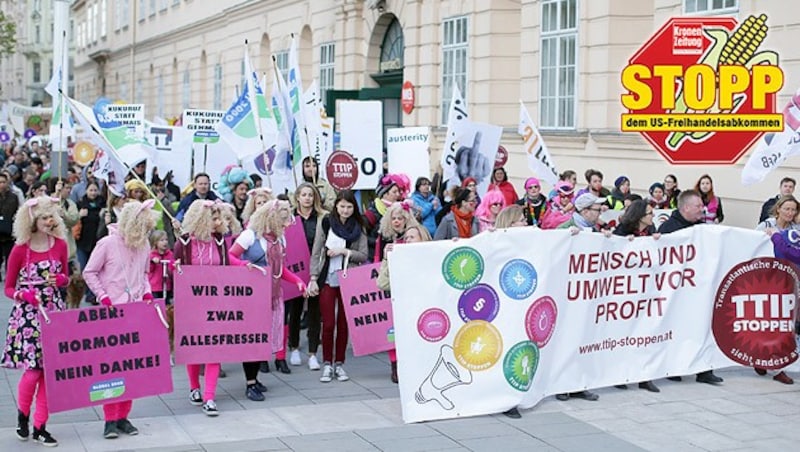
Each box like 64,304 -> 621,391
621,15 -> 784,164
712,258 -> 799,370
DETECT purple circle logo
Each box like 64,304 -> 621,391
458,284 -> 499,323
0,131 -> 9,143
417,308 -> 450,342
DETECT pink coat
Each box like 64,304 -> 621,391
84,225 -> 152,305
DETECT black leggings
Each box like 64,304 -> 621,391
287,295 -> 321,353
242,361 -> 260,382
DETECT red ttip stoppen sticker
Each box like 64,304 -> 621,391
712,258 -> 799,370
621,15 -> 784,164
326,150 -> 359,191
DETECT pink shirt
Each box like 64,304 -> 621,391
148,249 -> 175,292
4,239 -> 69,299
84,225 -> 152,305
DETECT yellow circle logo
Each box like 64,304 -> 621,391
453,320 -> 503,372
72,141 -> 96,166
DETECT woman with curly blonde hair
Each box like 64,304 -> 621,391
172,200 -> 232,416
229,200 -> 306,395
241,187 -> 274,225
83,199 -> 160,440
2,196 -> 68,446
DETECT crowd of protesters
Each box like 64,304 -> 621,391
1,136 -> 798,444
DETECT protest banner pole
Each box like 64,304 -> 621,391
61,94 -> 178,225
245,39 -> 273,190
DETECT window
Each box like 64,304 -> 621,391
213,63 -> 223,110
275,50 -> 289,81
182,69 -> 191,109
173,0 -> 180,6
319,43 -> 335,106
139,0 -> 146,21
150,0 -> 156,16
441,16 -> 468,124
684,0 -> 737,14
35,25 -> 41,44
70,20 -> 74,42
135,79 -> 143,103
120,78 -> 128,102
160,0 -> 168,12
540,0 -> 577,129
122,0 -> 129,26
115,0 -> 121,30
49,23 -> 53,43
33,62 -> 41,83
157,73 -> 164,117
100,0 -> 107,37
48,61 -> 53,80
89,4 -> 96,43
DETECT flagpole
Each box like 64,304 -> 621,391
61,93 -> 178,225
290,33 -> 317,187
57,30 -> 68,183
273,55 -> 299,189
244,39 -> 273,190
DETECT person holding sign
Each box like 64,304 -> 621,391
230,200 -> 307,392
287,183 -> 327,370
308,190 -> 369,383
2,197 -> 68,447
173,200 -> 232,413
375,201 -> 422,383
83,199 -> 159,439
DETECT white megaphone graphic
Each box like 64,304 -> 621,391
415,345 -> 473,410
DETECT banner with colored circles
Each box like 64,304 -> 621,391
390,225 -> 789,423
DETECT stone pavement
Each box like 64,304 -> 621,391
0,295 -> 799,451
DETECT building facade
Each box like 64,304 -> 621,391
68,0 -> 799,227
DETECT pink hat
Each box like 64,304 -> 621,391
556,181 -> 574,195
525,177 -> 541,189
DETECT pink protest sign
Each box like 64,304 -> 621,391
174,265 -> 272,364
338,263 -> 395,356
40,301 -> 173,413
282,217 -> 311,299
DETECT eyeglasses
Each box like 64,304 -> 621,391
588,207 -> 602,212
559,193 -> 572,198
491,202 -> 503,207
467,183 -> 476,188
527,185 -> 540,189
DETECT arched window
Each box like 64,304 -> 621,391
379,19 -> 404,73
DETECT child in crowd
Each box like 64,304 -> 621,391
148,230 -> 175,303
3,197 -> 69,446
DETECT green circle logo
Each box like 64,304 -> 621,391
442,247 -> 484,290
502,341 -> 539,392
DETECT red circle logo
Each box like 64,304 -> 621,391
402,81 -> 415,115
712,258 -> 799,370
325,150 -> 359,191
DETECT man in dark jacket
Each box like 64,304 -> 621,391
0,173 -> 20,278
175,173 -> 218,221
758,177 -> 795,224
657,190 -> 724,385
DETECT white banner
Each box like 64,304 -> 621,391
387,127 -> 431,186
390,226 -> 786,423
104,103 -> 145,138
741,90 -> 800,185
441,84 -> 469,184
519,101 -> 558,186
182,109 -> 224,132
146,124 -> 194,189
339,100 -> 383,190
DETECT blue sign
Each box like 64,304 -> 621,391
193,130 -> 220,144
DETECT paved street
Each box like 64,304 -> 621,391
0,293 -> 799,451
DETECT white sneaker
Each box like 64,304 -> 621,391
334,364 -> 350,382
308,355 -> 320,371
320,364 -> 333,383
290,349 -> 302,366
189,388 -> 202,406
202,400 -> 219,417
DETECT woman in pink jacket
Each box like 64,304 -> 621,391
2,197 -> 68,447
84,199 -> 159,440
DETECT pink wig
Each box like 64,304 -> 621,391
475,189 -> 507,220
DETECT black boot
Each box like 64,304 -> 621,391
260,361 -> 270,373
32,424 -> 58,447
275,359 -> 291,374
16,410 -> 29,440
391,362 -> 398,384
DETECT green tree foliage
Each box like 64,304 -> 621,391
0,11 -> 17,57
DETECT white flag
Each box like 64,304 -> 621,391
441,84 -> 469,183
45,65 -> 76,150
287,35 -> 311,168
741,91 -> 800,186
518,101 -> 558,186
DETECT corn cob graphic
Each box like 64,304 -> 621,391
666,14 -> 778,151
